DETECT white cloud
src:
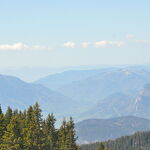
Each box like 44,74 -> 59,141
136,40 -> 150,43
81,42 -> 90,48
0,42 -> 51,51
126,34 -> 135,39
94,41 -> 108,47
63,42 -> 76,48
63,40 -> 125,49
94,41 -> 125,48
0,43 -> 28,50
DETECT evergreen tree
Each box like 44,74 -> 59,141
95,143 -> 105,150
66,117 -> 78,150
0,105 -> 5,144
58,118 -> 79,150
43,113 -> 57,150
0,105 -> 2,114
13,109 -> 19,116
23,103 -> 45,150
23,106 -> 35,149
4,106 -> 13,126
58,119 -> 67,150
1,115 -> 23,150
33,102 -> 45,149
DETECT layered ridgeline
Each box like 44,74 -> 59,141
0,75 -> 78,118
0,103 -> 79,150
36,68 -> 150,105
1,68 -> 150,120
81,83 -> 150,119
35,68 -> 150,120
80,130 -> 150,150
35,69 -> 110,90
76,116 -> 150,143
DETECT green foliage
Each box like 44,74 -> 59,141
4,106 -> 13,126
0,106 -> 5,144
23,105 -> 44,150
43,113 -> 57,150
58,118 -> 79,150
95,143 -> 105,150
1,115 -> 23,150
0,105 -> 2,115
66,117 -> 78,150
81,131 -> 150,150
0,103 -> 78,150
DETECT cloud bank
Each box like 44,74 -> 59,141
94,41 -> 125,48
64,41 -> 125,48
0,43 -> 51,51
63,42 -> 76,48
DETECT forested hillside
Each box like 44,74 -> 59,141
0,103 -> 79,150
80,131 -> 150,150
76,116 -> 150,143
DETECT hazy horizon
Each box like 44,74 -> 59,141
0,0 -> 150,69
0,62 -> 150,81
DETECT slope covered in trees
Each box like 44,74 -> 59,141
80,131 -> 150,150
0,103 -> 79,150
76,116 -> 150,143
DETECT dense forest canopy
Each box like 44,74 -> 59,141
0,103 -> 80,150
80,131 -> 150,150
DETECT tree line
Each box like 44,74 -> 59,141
0,102 -> 79,150
80,131 -> 150,150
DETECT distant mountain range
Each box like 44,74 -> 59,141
57,69 -> 150,105
0,75 -> 77,118
1,66 -> 150,143
1,67 -> 150,120
35,68 -> 116,90
80,92 -> 133,119
80,83 -> 150,120
35,67 -> 150,119
76,116 -> 150,143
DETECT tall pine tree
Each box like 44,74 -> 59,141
4,106 -> 13,126
0,105 -> 5,144
66,117 -> 78,150
1,115 -> 23,150
43,113 -> 57,150
23,103 -> 45,150
58,119 -> 67,150
95,143 -> 107,150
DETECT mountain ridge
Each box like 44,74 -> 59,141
0,74 -> 77,118
76,116 -> 150,143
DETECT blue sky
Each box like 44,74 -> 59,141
0,0 -> 150,68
